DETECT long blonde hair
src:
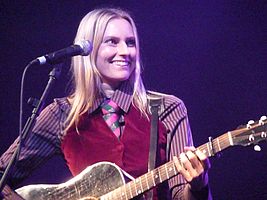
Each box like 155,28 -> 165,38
66,8 -> 148,131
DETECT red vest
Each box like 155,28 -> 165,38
62,105 -> 169,199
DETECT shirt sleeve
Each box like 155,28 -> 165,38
160,95 -> 212,200
159,95 -> 193,198
0,101 -> 64,188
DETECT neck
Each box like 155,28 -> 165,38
101,83 -> 116,98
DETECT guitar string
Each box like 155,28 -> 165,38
100,121 -> 267,199
42,122 -> 267,199
45,141 -> 226,200
45,140 -> 227,199
102,161 -> 179,199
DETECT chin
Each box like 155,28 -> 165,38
115,73 -> 131,81
116,77 -> 130,82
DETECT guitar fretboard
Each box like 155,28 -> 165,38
102,160 -> 177,199
101,130 -> 236,200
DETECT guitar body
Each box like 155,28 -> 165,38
15,162 -> 126,200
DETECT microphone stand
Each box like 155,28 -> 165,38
0,64 -> 62,194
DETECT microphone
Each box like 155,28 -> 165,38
34,40 -> 92,65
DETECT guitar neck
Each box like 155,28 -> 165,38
102,131 -> 235,199
102,160 -> 178,199
198,131 -> 234,157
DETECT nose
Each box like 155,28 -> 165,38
117,42 -> 129,56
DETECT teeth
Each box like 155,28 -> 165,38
112,61 -> 129,65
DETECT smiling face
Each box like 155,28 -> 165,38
96,18 -> 137,89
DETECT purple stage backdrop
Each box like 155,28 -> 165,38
0,1 -> 267,199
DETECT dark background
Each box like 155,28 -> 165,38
1,1 -> 267,199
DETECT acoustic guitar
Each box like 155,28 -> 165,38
5,117 -> 267,200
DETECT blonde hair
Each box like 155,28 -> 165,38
66,8 -> 148,131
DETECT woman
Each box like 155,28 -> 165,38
0,8 -> 211,199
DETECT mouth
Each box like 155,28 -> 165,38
111,60 -> 131,67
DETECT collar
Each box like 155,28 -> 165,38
55,80 -> 134,114
88,80 -> 134,114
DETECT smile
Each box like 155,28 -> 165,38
112,60 -> 131,66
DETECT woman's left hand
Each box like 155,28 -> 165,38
173,146 -> 211,191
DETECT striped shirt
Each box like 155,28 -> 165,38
0,80 -> 193,199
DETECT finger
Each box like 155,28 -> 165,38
184,146 -> 196,152
194,149 -> 207,160
195,149 -> 211,170
185,147 -> 211,171
180,152 -> 198,181
173,156 -> 182,172
173,154 -> 192,182
185,151 -> 204,175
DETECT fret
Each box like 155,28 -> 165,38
228,131 -> 233,146
111,192 -> 117,200
206,143 -> 211,157
153,169 -> 161,185
199,145 -> 207,156
127,182 -> 133,199
116,187 -> 124,200
110,192 -> 115,200
208,136 -> 215,156
164,164 -> 169,179
202,148 -> 207,156
123,189 -> 128,200
197,143 -> 206,157
133,178 -> 138,196
158,168 -> 163,183
216,137 -> 221,152
139,177 -> 144,193
117,185 -> 127,200
120,185 -> 127,200
144,173 -> 150,190
171,161 -> 178,175
150,170 -> 156,187
134,177 -> 143,196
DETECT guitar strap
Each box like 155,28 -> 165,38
147,93 -> 163,200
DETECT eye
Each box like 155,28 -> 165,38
126,39 -> 136,47
105,38 -> 118,45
